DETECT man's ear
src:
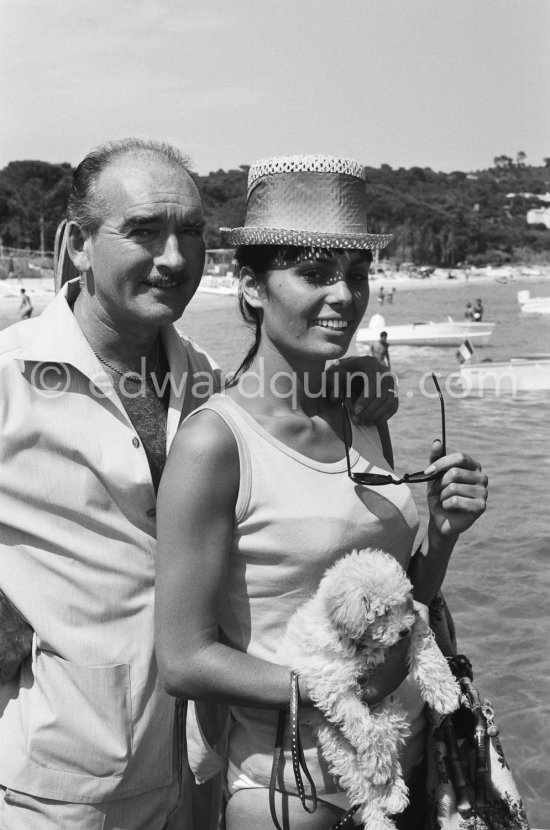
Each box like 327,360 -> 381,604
240,266 -> 264,309
66,222 -> 91,273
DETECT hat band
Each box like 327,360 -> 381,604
244,171 -> 371,235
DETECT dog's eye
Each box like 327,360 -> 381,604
398,628 -> 410,639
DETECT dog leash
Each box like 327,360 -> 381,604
269,671 -> 361,829
269,670 -> 318,829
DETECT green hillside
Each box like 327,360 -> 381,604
1,154 -> 549,268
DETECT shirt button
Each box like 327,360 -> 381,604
132,437 -> 140,448
147,508 -> 157,519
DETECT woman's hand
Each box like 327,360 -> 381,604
359,632 -> 411,705
326,355 -> 398,425
424,439 -> 488,540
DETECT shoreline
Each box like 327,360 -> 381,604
369,266 -> 550,292
2,267 -> 550,332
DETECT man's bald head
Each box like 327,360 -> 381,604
67,138 -> 198,238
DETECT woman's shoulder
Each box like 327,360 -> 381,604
161,403 -> 241,522
172,396 -> 239,466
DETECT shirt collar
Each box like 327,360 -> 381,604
18,279 -> 191,436
17,280 -> 108,384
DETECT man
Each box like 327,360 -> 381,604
371,329 -> 391,370
0,139 -> 396,829
18,288 -> 33,319
0,139 -> 219,830
472,298 -> 484,322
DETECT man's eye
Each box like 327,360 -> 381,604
184,228 -> 204,237
349,271 -> 369,281
130,228 -> 153,238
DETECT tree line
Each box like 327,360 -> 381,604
1,155 -> 549,267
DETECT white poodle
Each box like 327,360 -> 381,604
281,548 -> 460,830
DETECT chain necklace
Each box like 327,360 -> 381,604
92,340 -> 160,384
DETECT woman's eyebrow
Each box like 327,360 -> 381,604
349,252 -> 373,265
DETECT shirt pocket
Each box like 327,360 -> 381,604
27,650 -> 132,778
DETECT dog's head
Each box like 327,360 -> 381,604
319,548 -> 416,655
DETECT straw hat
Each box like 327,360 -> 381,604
220,154 -> 392,250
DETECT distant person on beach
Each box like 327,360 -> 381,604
0,141 -> 398,830
18,288 -> 33,319
371,329 -> 391,370
465,302 -> 474,320
472,298 -> 484,321
387,285 -> 396,304
155,155 -> 488,830
378,285 -> 385,304
8,257 -> 15,279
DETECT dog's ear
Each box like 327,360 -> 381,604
327,589 -> 382,639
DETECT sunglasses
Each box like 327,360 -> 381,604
341,372 -> 446,486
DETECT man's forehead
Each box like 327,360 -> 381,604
97,156 -> 202,214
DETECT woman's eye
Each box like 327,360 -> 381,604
349,271 -> 369,282
301,269 -> 326,283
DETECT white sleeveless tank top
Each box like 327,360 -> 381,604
190,393 -> 424,794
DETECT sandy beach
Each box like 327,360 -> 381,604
369,264 -> 550,291
2,263 -> 550,339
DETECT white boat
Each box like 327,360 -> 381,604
517,289 -> 550,314
197,274 -> 238,296
197,248 -> 239,296
457,355 -> 550,394
355,314 -> 495,347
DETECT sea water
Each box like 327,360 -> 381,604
179,278 -> 550,826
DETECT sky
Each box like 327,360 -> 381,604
1,0 -> 549,176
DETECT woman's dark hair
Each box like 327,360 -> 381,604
226,245 -> 282,386
227,245 -> 373,387
67,138 -> 195,237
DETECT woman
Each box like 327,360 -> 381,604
155,156 -> 488,829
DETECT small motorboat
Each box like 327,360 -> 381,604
355,314 -> 495,347
517,290 -> 550,314
197,274 -> 238,296
456,355 -> 550,394
197,248 -> 239,296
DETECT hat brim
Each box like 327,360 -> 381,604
220,227 -> 392,250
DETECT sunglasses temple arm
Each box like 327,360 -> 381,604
440,395 -> 446,456
340,400 -> 354,474
431,373 -> 446,456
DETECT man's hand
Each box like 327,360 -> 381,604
0,590 -> 33,683
359,632 -> 411,706
326,355 -> 398,425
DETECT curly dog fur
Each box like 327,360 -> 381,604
281,548 -> 460,830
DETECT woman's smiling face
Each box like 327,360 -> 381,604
257,248 -> 371,366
